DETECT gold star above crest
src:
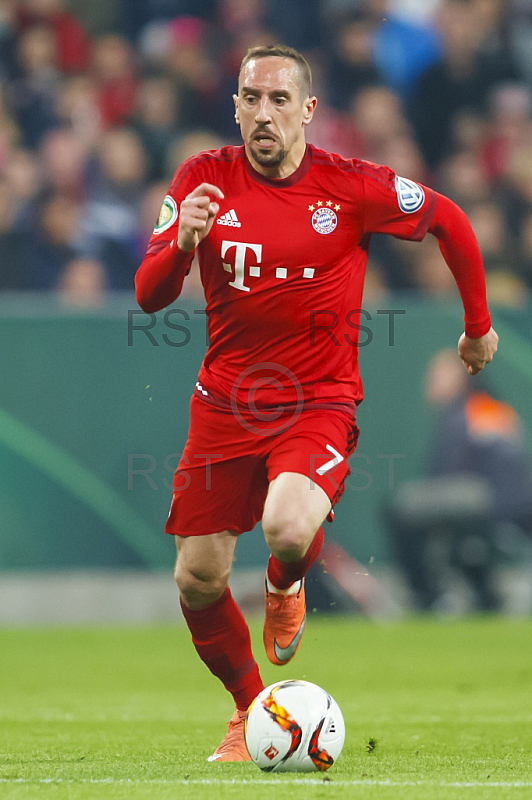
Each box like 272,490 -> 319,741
334,204 -> 341,211
308,204 -> 315,211
326,200 -> 332,207
316,200 -> 323,207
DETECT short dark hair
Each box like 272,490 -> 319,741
239,44 -> 312,99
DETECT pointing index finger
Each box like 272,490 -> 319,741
189,183 -> 225,201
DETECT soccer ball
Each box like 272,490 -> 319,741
244,679 -> 345,772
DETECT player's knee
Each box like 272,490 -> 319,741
174,561 -> 229,609
262,515 -> 314,561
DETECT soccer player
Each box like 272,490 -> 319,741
135,44 -> 498,761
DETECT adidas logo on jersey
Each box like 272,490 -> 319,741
217,209 -> 241,227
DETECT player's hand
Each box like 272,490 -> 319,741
177,183 -> 224,252
458,326 -> 498,375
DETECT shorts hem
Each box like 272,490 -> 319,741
164,525 -> 250,537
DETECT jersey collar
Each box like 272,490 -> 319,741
243,144 -> 312,187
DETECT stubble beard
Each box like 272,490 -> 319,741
250,144 -> 287,169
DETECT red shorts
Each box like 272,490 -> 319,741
165,393 -> 359,536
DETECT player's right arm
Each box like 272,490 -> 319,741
135,171 -> 224,313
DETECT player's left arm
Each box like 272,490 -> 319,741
427,193 -> 498,375
360,167 -> 498,374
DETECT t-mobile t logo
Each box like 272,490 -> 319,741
221,240 -> 262,292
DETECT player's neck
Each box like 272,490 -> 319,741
246,139 -> 307,180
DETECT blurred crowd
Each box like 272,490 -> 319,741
2,0 -> 532,306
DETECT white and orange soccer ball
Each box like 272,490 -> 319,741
244,680 -> 345,772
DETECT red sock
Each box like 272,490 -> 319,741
267,526 -> 324,590
180,588 -> 264,711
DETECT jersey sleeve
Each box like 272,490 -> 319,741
359,162 -> 437,241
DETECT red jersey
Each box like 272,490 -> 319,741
141,144 -> 469,407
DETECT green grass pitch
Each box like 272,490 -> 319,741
1,616 -> 531,799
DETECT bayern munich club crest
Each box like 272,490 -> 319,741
311,206 -> 338,235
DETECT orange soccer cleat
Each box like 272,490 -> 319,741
207,708 -> 252,762
263,579 -> 306,666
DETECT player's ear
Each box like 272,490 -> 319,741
302,96 -> 317,126
233,94 -> 240,125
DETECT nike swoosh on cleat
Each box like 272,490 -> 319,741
273,617 -> 306,663
207,753 -> 222,762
